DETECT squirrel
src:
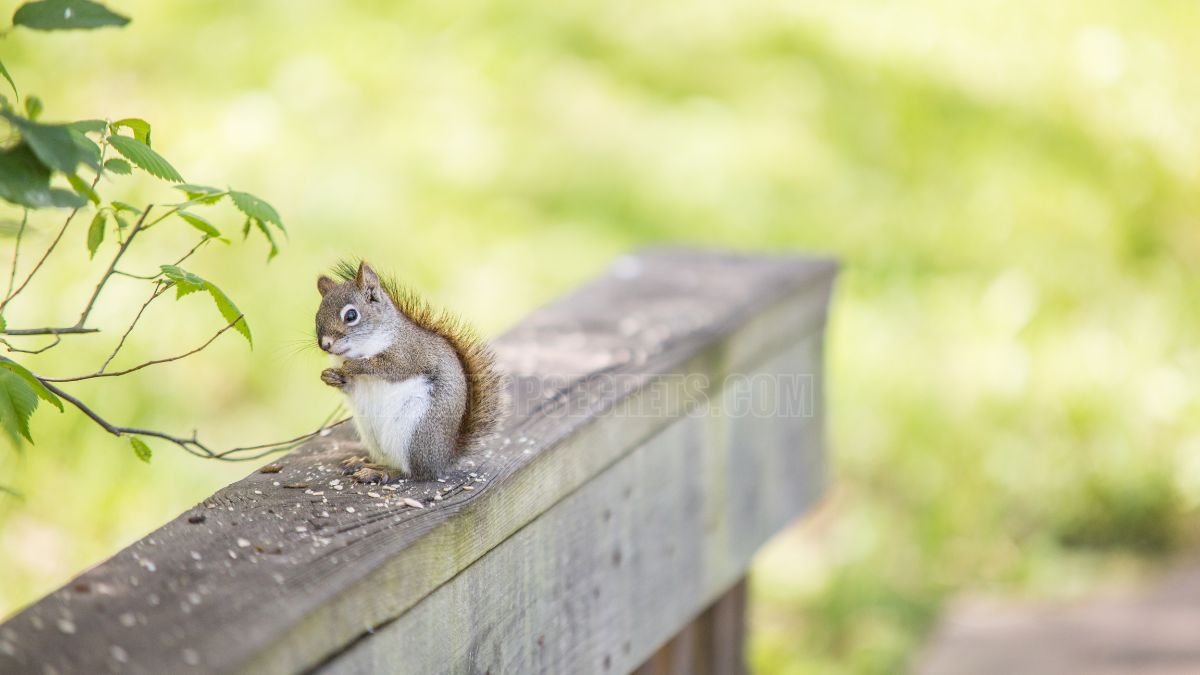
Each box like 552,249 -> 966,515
315,261 -> 503,482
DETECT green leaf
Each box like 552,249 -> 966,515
0,370 -> 38,443
108,135 -> 183,182
177,211 -> 220,238
205,280 -> 251,346
68,119 -> 106,134
111,117 -> 150,145
110,200 -> 138,213
1,111 -> 99,173
241,216 -> 251,239
159,265 -> 251,345
103,157 -> 131,175
67,173 -> 99,204
0,315 -> 6,331
0,59 -> 16,97
129,436 -> 151,463
253,218 -> 279,261
0,359 -> 62,412
86,211 -> 105,257
159,264 -> 205,298
69,127 -> 101,166
0,143 -> 85,209
13,0 -> 130,31
230,191 -> 283,231
173,184 -> 224,205
23,95 -> 42,121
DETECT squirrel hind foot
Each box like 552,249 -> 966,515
351,465 -> 399,485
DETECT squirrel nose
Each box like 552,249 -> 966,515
319,336 -> 333,352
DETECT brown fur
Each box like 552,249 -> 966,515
331,260 -> 504,452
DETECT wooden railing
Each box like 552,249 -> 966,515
0,249 -> 836,674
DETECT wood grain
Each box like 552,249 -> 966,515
0,249 -> 836,675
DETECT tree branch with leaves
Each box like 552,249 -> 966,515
0,0 -> 344,467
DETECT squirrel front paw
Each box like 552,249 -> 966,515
321,367 -> 348,388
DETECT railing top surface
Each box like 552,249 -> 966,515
0,248 -> 837,674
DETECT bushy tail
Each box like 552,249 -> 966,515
457,337 -> 505,450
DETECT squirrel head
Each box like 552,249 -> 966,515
315,261 -> 400,359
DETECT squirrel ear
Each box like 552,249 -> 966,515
317,275 -> 336,297
356,262 -> 380,293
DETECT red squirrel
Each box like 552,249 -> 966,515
315,261 -> 502,482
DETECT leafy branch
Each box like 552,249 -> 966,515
0,1 -> 333,464
40,378 -> 350,462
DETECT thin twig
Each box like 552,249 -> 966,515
96,283 -> 170,374
6,209 -> 27,299
45,314 -> 239,382
213,416 -> 351,461
74,203 -> 153,328
3,334 -> 61,354
171,236 -> 211,268
1,235 -> 213,335
0,155 -> 105,312
1,208 -> 81,312
111,270 -> 159,280
0,326 -> 99,336
39,376 -> 351,461
106,236 -> 210,281
38,380 -> 212,458
142,193 -> 228,230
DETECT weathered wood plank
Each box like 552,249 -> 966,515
318,333 -> 819,674
633,579 -> 748,675
0,249 -> 835,675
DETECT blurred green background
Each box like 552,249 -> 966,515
2,1 -> 1198,672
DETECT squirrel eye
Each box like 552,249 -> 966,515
341,305 -> 360,325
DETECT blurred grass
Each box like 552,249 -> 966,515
1,1 -> 1199,673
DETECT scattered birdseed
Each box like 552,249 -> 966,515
461,485 -> 475,491
284,483 -> 309,489
259,464 -> 283,474
402,498 -> 424,509
236,538 -> 250,548
345,507 -> 355,513
367,492 -> 381,498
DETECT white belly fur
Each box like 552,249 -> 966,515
344,374 -> 432,475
